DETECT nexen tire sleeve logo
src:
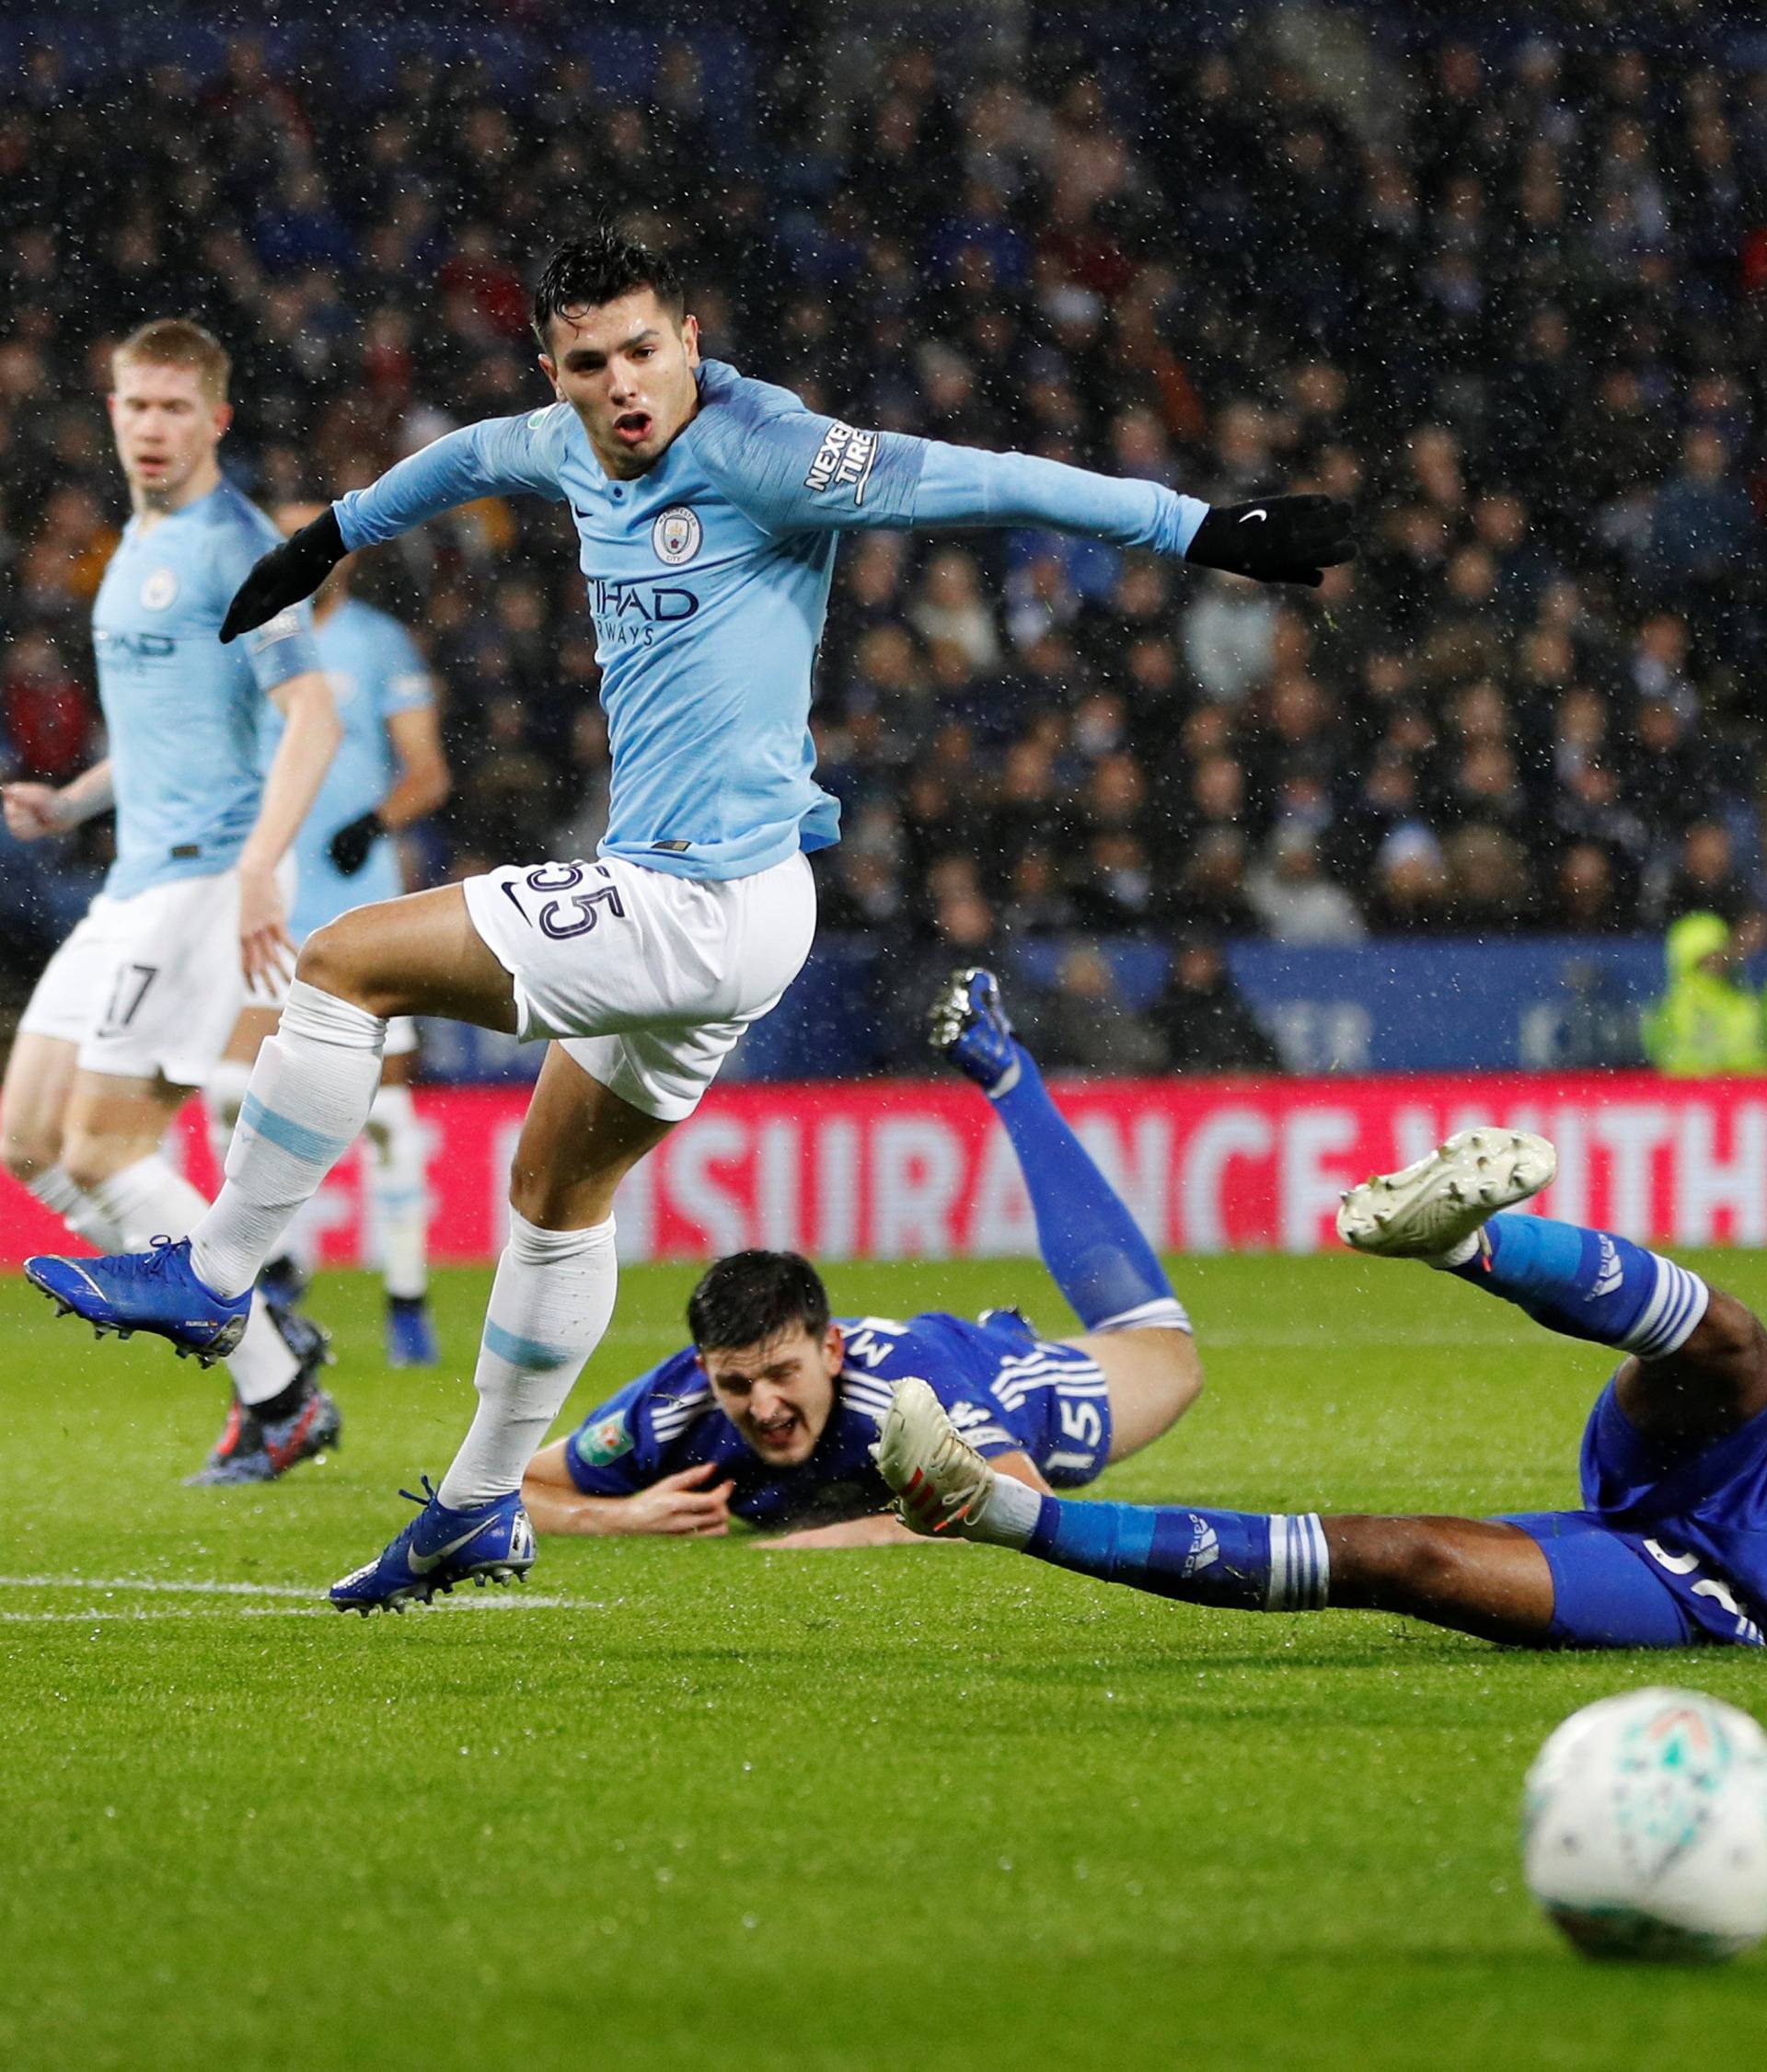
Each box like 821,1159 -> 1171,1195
803,421 -> 880,505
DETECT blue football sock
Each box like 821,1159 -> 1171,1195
1024,1495 -> 1329,1612
989,1044 -> 1186,1331
1451,1214 -> 1708,1359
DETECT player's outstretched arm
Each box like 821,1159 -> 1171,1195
691,369 -> 1355,586
221,411 -> 572,641
2,758 -> 114,840
522,1446 -> 736,1537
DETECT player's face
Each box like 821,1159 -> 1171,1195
700,1322 -> 844,1468
108,362 -> 229,504
538,290 -> 701,481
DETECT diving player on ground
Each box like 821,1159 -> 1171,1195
1,318 -> 342,1482
877,1127 -> 1767,1650
28,227 -> 1354,1614
523,969 -> 1199,1543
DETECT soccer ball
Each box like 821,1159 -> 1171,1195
1522,1686 -> 1767,1963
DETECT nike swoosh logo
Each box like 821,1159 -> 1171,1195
1240,508 -> 1268,524
409,1514 -> 504,1574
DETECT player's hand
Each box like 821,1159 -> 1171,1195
237,860 -> 296,992
623,1461 -> 736,1537
1185,494 -> 1357,587
220,508 -> 346,643
2,782 -> 65,842
327,810 -> 385,877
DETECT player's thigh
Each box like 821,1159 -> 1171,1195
0,1032 -> 81,1176
1070,1326 -> 1204,1462
221,1006 -> 283,1066
507,1042 -> 675,1228
297,885 -> 518,1030
60,1067 -> 186,1185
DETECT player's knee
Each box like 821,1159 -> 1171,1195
60,1133 -> 125,1195
1690,1289 -> 1767,1376
1330,1516 -> 1462,1604
1,1125 -> 57,1185
296,916 -> 388,1015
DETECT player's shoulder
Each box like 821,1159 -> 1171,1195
688,359 -> 813,462
202,477 -> 283,557
333,594 -> 417,652
630,1347 -> 719,1442
510,397 -> 580,467
696,358 -> 810,420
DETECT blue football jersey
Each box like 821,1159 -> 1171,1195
260,596 -> 433,937
333,359 -> 1207,883
561,1309 -> 1114,1526
92,479 -> 320,900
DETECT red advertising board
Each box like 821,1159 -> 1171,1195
6,1073 -> 1767,1267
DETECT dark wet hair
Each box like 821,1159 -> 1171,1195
531,228 -> 684,346
687,1251 -> 831,1353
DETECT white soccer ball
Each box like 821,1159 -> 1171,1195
1522,1686 -> 1767,1963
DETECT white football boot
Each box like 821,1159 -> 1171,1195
872,1376 -> 997,1538
1336,1126 -> 1557,1260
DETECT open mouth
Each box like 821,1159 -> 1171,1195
613,409 -> 653,446
751,1412 -> 798,1451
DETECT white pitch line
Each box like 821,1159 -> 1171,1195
0,1573 -> 579,1610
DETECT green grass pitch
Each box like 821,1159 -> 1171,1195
3,1247 -> 1764,2072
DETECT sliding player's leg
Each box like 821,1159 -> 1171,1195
930,966 -> 1200,1456
1340,1126 -> 1767,1643
26,883 -> 513,1359
874,1380 -> 1700,1649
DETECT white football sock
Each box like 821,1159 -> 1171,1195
27,1165 -> 124,1252
969,1469 -> 1044,1548
436,1213 -> 618,1509
203,1056 -> 254,1172
364,1082 -> 429,1300
190,980 -> 386,1298
88,1154 -> 296,1405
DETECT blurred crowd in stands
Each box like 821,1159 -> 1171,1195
2,6 -> 1765,1069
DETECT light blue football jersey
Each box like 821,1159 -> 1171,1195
334,359 -> 1207,881
92,479 -> 321,901
260,596 -> 433,938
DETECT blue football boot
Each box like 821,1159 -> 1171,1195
25,1237 -> 252,1365
329,1479 -> 536,1615
928,966 -> 1022,1094
385,1293 -> 439,1368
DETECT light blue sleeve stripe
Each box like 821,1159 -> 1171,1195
482,1319 -> 572,1372
239,1092 -> 355,1168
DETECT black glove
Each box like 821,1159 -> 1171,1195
327,810 -> 385,877
220,508 -> 346,643
1186,494 -> 1357,588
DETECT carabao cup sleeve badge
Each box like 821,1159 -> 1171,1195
574,1412 -> 637,1467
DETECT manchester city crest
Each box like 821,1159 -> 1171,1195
651,505 -> 702,566
140,567 -> 179,611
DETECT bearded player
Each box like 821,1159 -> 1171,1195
29,226 -> 1354,1613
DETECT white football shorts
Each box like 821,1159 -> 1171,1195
462,850 -> 816,1122
19,859 -> 296,1087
